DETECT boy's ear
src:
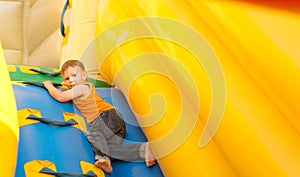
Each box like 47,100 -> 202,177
83,71 -> 88,80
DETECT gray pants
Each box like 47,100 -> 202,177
86,109 -> 145,162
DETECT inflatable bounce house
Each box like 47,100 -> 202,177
1,0 -> 300,177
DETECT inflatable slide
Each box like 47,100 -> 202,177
1,0 -> 300,177
10,65 -> 163,177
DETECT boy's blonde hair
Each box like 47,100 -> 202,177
61,60 -> 85,75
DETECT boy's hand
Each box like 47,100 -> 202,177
43,81 -> 53,88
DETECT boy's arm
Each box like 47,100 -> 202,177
43,81 -> 88,102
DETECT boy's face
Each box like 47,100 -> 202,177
62,66 -> 87,88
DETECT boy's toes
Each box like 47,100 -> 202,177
146,160 -> 157,167
95,159 -> 113,173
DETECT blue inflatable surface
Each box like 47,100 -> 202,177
13,84 -> 164,177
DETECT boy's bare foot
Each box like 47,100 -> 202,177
145,142 -> 157,167
95,159 -> 113,173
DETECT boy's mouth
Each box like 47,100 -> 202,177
67,84 -> 74,88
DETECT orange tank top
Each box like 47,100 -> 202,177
73,83 -> 114,123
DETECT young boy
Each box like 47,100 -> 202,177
43,60 -> 156,173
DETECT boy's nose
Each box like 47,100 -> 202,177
69,76 -> 75,82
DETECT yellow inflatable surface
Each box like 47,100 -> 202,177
0,42 -> 18,177
88,1 -> 300,177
